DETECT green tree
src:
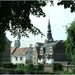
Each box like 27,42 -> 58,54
0,1 -> 75,39
57,0 -> 75,12
65,20 -> 75,72
0,1 -> 47,39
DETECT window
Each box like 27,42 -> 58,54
15,57 -> 17,61
20,57 -> 22,61
49,46 -> 53,51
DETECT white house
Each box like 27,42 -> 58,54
11,47 -> 33,64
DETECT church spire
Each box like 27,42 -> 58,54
47,17 -> 53,41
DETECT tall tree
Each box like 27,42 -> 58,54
0,1 -> 75,39
0,1 -> 47,39
65,20 -> 75,72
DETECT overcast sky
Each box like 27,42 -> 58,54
6,1 -> 75,47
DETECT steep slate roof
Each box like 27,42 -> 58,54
35,42 -> 44,47
12,48 -> 28,55
43,40 -> 64,47
43,41 -> 58,47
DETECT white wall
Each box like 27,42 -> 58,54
38,59 -> 44,64
11,54 -> 26,64
46,59 -> 54,64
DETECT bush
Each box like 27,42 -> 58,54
9,69 -> 25,74
1,62 -> 14,69
52,63 -> 63,72
13,64 -> 17,69
0,68 -> 6,74
59,70 -> 73,74
26,63 -> 34,74
17,63 -> 24,70
37,63 -> 44,71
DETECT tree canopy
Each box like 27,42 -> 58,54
0,1 -> 75,39
65,20 -> 75,57
0,1 -> 46,39
65,20 -> 75,71
57,0 -> 75,12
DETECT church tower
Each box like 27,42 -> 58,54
47,18 -> 53,41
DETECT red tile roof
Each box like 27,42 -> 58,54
11,47 -> 17,53
12,48 -> 28,55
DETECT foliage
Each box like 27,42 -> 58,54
0,1 -> 75,39
0,1 -> 47,39
37,63 -> 44,71
1,62 -> 14,69
59,70 -> 73,74
57,0 -> 75,12
0,68 -> 7,74
26,63 -> 34,73
65,20 -> 75,56
17,63 -> 25,70
52,63 -> 63,72
65,20 -> 75,72
9,69 -> 25,74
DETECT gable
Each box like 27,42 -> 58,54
54,41 -> 66,53
11,47 -> 17,54
34,42 -> 43,47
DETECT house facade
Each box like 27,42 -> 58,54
11,46 -> 33,64
33,18 -> 71,65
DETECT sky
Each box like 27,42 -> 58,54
6,1 -> 75,47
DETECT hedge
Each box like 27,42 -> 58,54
52,63 -> 63,72
1,62 -> 14,69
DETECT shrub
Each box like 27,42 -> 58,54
52,63 -> 63,72
1,62 -> 14,69
0,68 -> 6,74
37,63 -> 44,71
26,63 -> 34,74
17,63 -> 24,70
8,69 -> 16,74
9,69 -> 25,74
59,70 -> 73,74
13,64 -> 17,69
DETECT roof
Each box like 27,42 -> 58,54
43,40 -> 64,47
11,47 -> 17,53
35,42 -> 44,47
43,41 -> 58,47
12,48 -> 28,55
5,36 -> 11,42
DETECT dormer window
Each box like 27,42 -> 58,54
40,47 -> 43,55
40,47 -> 43,50
49,45 -> 53,51
49,45 -> 53,55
